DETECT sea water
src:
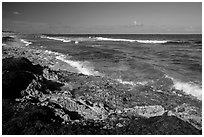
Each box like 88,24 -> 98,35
22,34 -> 202,100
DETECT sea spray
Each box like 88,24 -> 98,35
173,81 -> 202,100
165,75 -> 202,100
43,49 -> 101,76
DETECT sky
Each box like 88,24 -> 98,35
2,2 -> 202,34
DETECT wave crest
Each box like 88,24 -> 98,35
165,75 -> 202,100
96,37 -> 136,42
136,40 -> 168,44
95,37 -> 169,43
41,36 -> 71,42
56,55 -> 101,76
173,81 -> 202,100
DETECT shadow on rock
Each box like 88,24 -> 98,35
2,57 -> 44,99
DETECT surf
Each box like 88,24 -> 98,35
95,37 -> 136,42
41,36 -> 71,42
95,36 -> 169,43
165,75 -> 202,100
135,40 -> 168,44
43,49 -> 101,76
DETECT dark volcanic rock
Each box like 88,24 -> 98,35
2,104 -> 63,135
2,57 -> 43,99
3,71 -> 35,99
2,105 -> 201,135
109,113 -> 202,135
3,57 -> 43,75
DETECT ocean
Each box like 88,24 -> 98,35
20,34 -> 202,100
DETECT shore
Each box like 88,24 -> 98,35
2,33 -> 202,135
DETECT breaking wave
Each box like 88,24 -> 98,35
95,37 -> 169,43
55,55 -> 101,76
41,36 -> 71,42
165,75 -> 202,100
44,49 -> 101,76
40,36 -> 190,44
94,37 -> 194,44
136,40 -> 168,44
95,37 -> 136,42
173,81 -> 202,100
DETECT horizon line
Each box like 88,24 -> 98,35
2,31 -> 202,35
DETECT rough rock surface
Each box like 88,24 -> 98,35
2,35 -> 202,135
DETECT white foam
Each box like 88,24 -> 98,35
173,81 -> 202,100
20,39 -> 32,46
41,36 -> 71,42
95,37 -> 169,44
43,49 -> 101,76
165,75 -> 202,100
41,36 -> 168,44
96,37 -> 136,42
55,55 -> 101,76
135,40 -> 168,44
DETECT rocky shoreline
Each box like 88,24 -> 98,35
2,34 -> 202,135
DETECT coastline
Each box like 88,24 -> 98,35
2,32 -> 202,135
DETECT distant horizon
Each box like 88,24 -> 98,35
2,30 -> 202,35
3,2 -> 201,34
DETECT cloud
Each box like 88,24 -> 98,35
13,11 -> 20,15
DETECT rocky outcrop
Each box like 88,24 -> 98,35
2,57 -> 43,99
168,103 -> 202,130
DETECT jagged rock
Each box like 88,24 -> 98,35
3,57 -> 43,75
39,92 -> 109,121
2,104 -> 63,135
2,57 -> 44,99
124,105 -> 165,118
43,68 -> 59,81
168,103 -> 202,130
3,71 -> 35,99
